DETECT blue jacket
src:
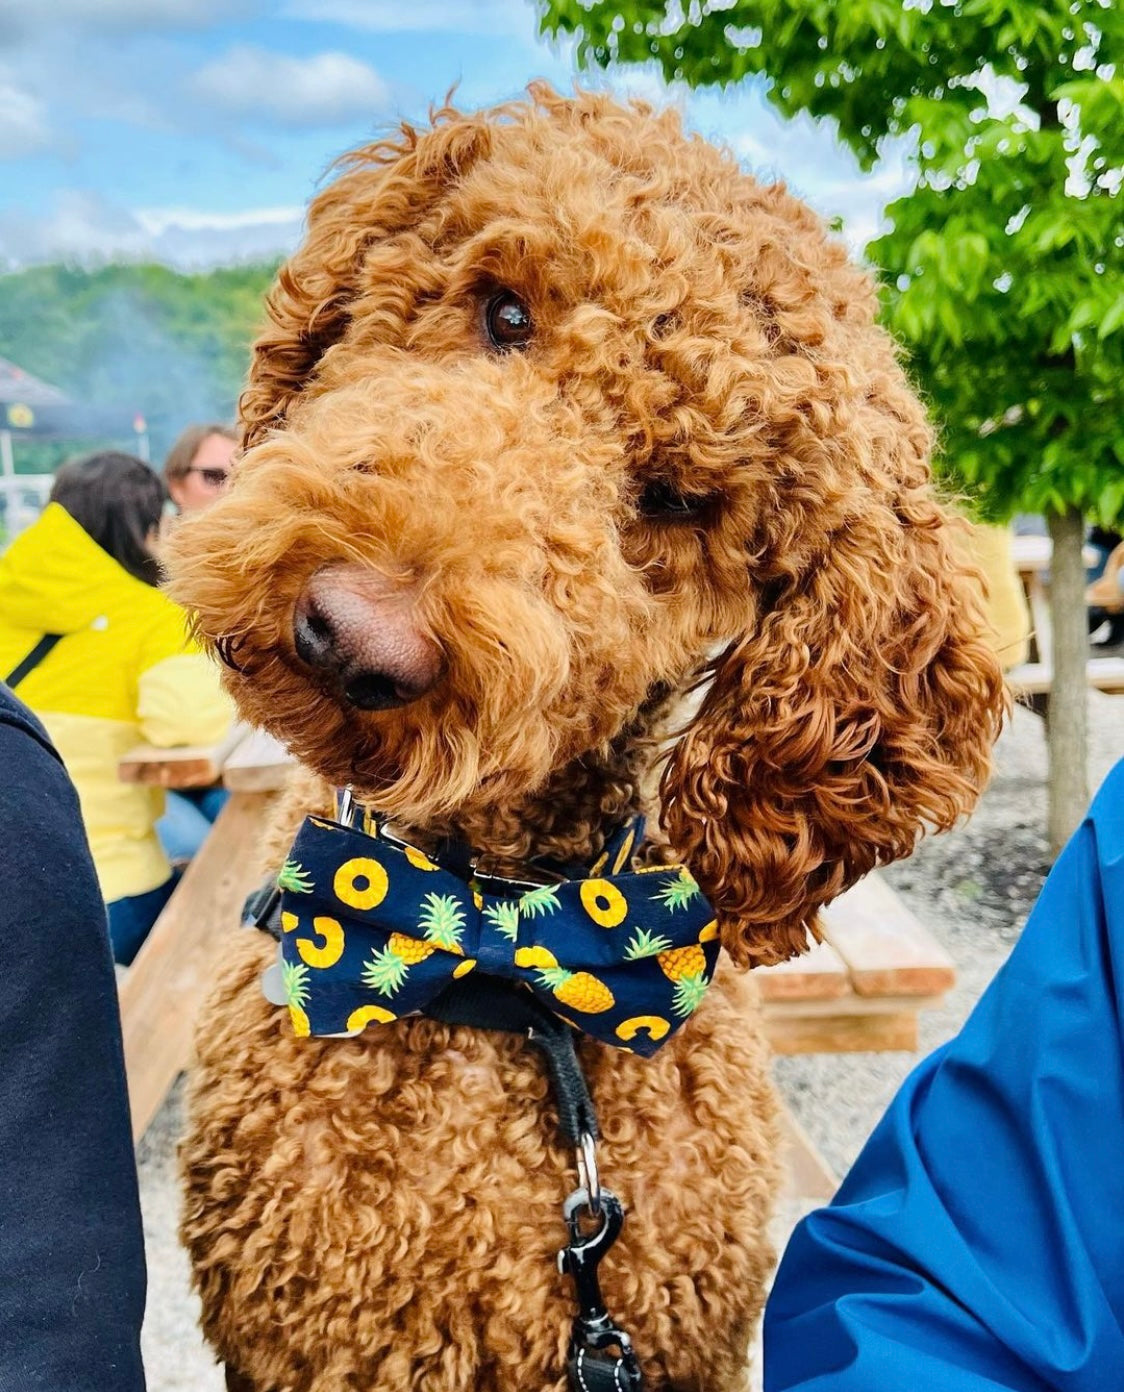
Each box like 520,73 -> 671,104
0,683 -> 146,1390
765,760 -> 1124,1391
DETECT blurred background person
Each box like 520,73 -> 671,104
157,421 -> 241,859
0,451 -> 232,964
961,520 -> 1031,673
1087,528 -> 1124,649
162,421 -> 237,515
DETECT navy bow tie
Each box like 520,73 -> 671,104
271,812 -> 720,1057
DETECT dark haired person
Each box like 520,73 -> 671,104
0,451 -> 232,963
0,679 -> 146,1388
162,421 -> 237,515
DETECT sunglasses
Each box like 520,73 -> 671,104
185,467 -> 231,488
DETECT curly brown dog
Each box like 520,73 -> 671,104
164,85 -> 1006,1392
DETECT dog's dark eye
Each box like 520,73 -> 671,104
636,479 -> 712,521
484,290 -> 533,351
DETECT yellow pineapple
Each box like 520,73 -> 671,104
624,927 -> 704,980
656,942 -> 707,983
362,892 -> 467,996
514,945 -> 559,970
404,845 -> 439,871
624,928 -> 709,1019
283,959 -> 312,1036
346,1003 -> 397,1031
386,933 -> 437,966
513,946 -> 615,1013
537,965 -> 615,1014
579,878 -> 628,927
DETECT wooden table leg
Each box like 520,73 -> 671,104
118,790 -> 275,1143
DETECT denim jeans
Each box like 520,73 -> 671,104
156,786 -> 229,864
106,873 -> 179,966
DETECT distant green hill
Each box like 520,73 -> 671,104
0,261 -> 278,469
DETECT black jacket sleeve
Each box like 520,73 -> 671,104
0,685 -> 146,1390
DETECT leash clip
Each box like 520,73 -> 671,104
558,1187 -> 644,1391
575,1131 -> 601,1216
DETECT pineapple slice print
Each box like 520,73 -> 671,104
277,859 -> 314,894
515,946 -> 614,1014
579,878 -> 628,927
361,892 -> 467,998
283,959 -> 311,1036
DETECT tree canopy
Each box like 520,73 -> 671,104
540,0 -> 1124,525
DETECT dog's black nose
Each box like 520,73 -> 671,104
293,565 -> 443,711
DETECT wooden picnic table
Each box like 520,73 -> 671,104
1006,535 -> 1124,696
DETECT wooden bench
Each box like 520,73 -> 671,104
1006,655 -> 1124,697
757,871 -> 955,1055
118,787 -> 275,1140
117,727 -> 295,1139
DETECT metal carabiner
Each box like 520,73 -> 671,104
575,1131 -> 601,1216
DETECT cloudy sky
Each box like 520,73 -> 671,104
0,0 -> 913,269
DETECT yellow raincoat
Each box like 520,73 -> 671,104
0,503 -> 233,903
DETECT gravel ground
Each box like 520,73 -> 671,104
136,692 -> 1124,1390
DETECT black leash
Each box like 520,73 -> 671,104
426,976 -> 643,1391
245,873 -> 644,1390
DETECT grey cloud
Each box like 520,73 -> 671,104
189,45 -> 391,128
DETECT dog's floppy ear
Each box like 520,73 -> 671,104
240,105 -> 493,447
660,490 -> 1007,969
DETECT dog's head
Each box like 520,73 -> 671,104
164,86 -> 1005,966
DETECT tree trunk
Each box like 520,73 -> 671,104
1046,506 -> 1089,852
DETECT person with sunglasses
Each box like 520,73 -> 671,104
158,422 -> 242,872
162,421 -> 237,515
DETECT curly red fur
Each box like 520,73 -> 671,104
163,85 -> 1006,1390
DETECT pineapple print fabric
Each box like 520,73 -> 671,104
276,814 -> 720,1057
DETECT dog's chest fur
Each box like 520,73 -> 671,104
180,927 -> 780,1391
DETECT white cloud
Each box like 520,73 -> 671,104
0,76 -> 51,157
721,104 -> 916,255
135,205 -> 303,235
281,0 -> 529,35
190,45 -> 391,128
0,192 -> 303,269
